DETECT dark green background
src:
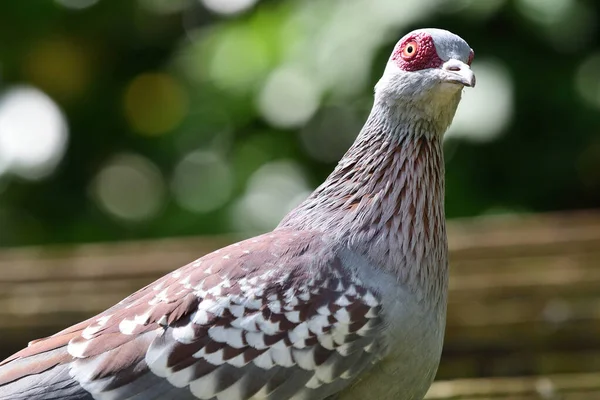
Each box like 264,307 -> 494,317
1,0 -> 599,247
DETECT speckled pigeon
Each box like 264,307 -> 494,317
0,28 -> 475,400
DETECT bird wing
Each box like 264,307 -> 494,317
0,229 -> 385,400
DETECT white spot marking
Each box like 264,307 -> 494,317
363,291 -> 379,307
209,326 -> 245,348
158,315 -> 168,326
179,275 -> 192,287
283,304 -> 295,312
198,299 -> 224,316
150,288 -> 170,305
318,334 -> 335,350
207,285 -> 222,297
245,286 -> 264,298
193,309 -> 210,325
227,352 -> 248,368
134,310 -> 152,325
268,300 -> 282,314
256,315 -> 279,335
173,323 -> 197,344
245,331 -> 268,350
271,338 -> 287,350
292,347 -> 316,370
298,291 -> 310,301
289,322 -> 309,343
231,314 -> 259,332
261,270 -> 276,280
316,305 -> 331,316
345,285 -> 357,297
277,273 -> 291,285
229,304 -> 245,318
98,314 -> 112,324
81,315 -> 112,339
293,339 -> 307,349
335,295 -> 351,307
242,297 -> 263,310
253,350 -> 274,369
119,319 -> 138,335
67,338 -> 89,358
203,348 -> 226,365
192,347 -> 206,358
285,310 -> 301,323
307,314 -> 329,335
306,374 -> 323,389
334,308 -> 351,324
332,325 -> 348,345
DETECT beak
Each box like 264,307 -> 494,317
442,59 -> 476,88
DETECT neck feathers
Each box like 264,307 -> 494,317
279,102 -> 448,302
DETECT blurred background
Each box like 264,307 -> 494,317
1,0 -> 600,398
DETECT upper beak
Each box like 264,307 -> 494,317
442,59 -> 476,88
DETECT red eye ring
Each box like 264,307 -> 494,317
467,49 -> 474,66
402,41 -> 419,60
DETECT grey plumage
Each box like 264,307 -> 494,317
0,28 -> 474,400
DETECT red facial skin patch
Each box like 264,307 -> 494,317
467,49 -> 474,66
392,32 -> 444,72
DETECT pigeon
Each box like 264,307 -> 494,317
0,28 -> 475,400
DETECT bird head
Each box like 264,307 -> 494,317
375,28 -> 475,129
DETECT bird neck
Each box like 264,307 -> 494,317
279,100 -> 448,304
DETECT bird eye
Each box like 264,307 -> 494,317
402,41 -> 419,59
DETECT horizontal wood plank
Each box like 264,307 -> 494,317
2,210 -> 600,380
426,372 -> 600,399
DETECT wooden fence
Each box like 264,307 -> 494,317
1,210 -> 600,398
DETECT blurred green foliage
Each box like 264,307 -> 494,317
0,0 -> 599,247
